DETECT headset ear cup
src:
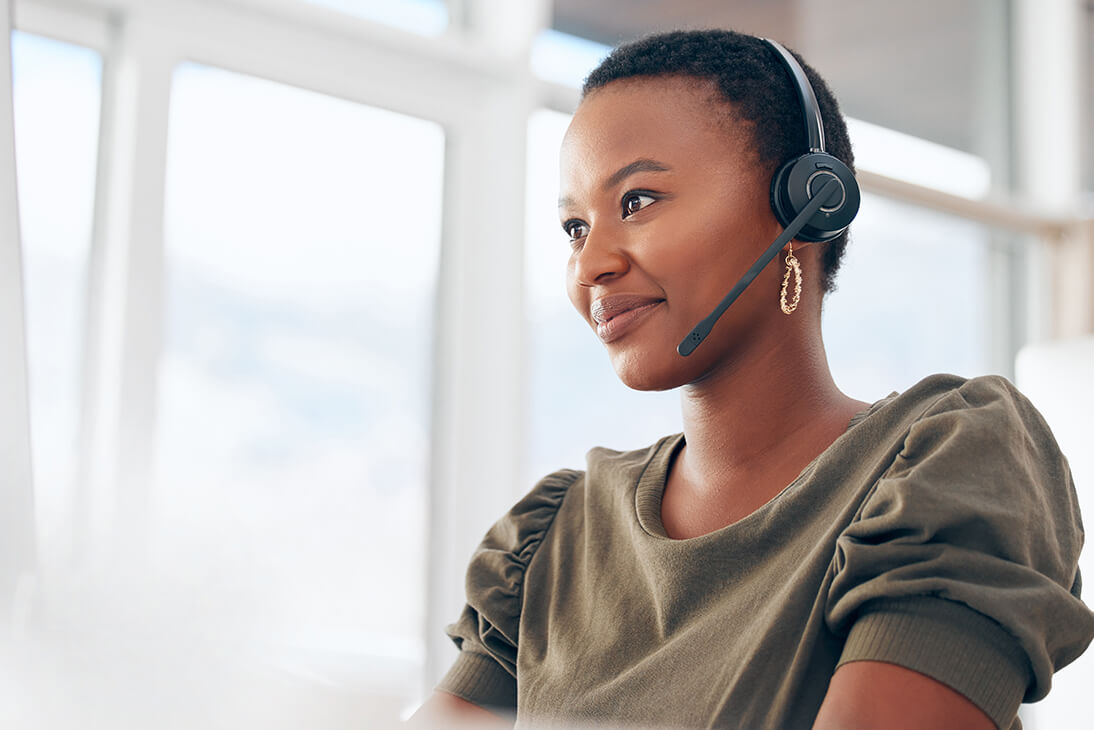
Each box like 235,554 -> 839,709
769,156 -> 805,233
770,152 -> 860,243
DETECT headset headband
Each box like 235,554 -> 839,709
761,38 -> 825,153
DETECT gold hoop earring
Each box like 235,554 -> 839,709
780,243 -> 802,315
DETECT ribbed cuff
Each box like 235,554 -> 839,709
436,651 -> 518,711
839,596 -> 1031,730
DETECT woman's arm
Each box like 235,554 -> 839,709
813,661 -> 997,730
406,691 -> 513,728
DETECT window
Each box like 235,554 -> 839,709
157,63 -> 444,691
11,31 -> 102,564
531,30 -> 609,87
823,195 -> 1011,401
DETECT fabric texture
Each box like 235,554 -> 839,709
439,374 -> 1094,729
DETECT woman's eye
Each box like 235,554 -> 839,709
563,220 -> 589,242
621,192 -> 656,218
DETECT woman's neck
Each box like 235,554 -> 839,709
674,318 -> 868,500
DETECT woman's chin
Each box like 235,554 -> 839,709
610,350 -> 690,392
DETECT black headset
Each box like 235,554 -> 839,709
763,38 -> 860,243
676,39 -> 860,357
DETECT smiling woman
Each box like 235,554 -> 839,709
410,28 -> 1094,730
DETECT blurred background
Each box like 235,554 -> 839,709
0,0 -> 1091,727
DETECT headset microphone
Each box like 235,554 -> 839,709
676,38 -> 860,358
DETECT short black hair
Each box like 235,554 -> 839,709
582,29 -> 854,294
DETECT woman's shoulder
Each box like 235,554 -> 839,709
861,372 -> 1055,441
828,373 -> 1091,718
872,372 -> 1023,409
496,467 -> 583,556
830,372 -> 1072,509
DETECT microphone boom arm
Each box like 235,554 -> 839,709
676,178 -> 839,357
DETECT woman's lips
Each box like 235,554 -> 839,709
591,295 -> 665,343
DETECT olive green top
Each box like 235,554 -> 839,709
439,374 -> 1094,729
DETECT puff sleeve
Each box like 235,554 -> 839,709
437,469 -> 578,710
826,376 -> 1094,728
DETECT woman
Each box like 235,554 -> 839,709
411,29 -> 1093,729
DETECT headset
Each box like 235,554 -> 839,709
676,38 -> 861,357
765,39 -> 860,242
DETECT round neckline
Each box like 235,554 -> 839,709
634,395 -> 892,541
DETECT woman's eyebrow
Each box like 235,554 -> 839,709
603,158 -> 671,191
558,158 -> 672,210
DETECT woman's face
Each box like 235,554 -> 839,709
560,76 -> 786,391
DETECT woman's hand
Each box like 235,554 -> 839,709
813,661 -> 997,730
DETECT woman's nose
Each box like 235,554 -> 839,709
570,229 -> 630,286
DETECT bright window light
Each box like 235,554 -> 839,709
822,193 -> 997,400
11,31 -> 102,564
159,62 -> 444,695
531,29 -> 611,88
301,0 -> 447,35
847,117 -> 992,198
